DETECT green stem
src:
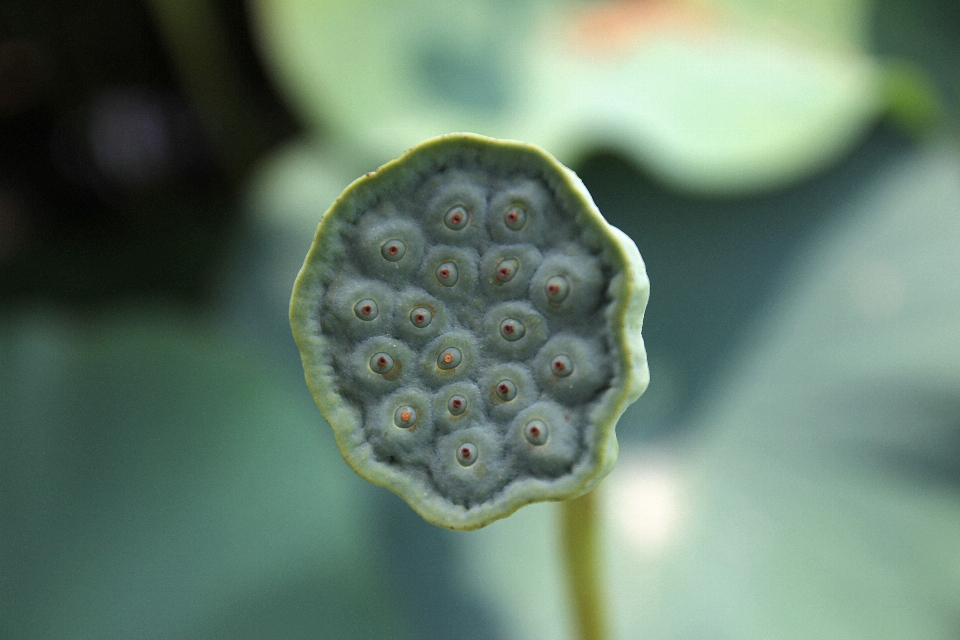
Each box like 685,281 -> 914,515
560,489 -> 609,640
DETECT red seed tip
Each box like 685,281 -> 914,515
452,399 -> 462,408
460,447 -> 472,458
503,324 -> 514,334
529,426 -> 541,437
547,284 -> 560,294
378,356 -> 388,366
439,269 -> 450,278
553,361 -> 565,371
400,411 -> 412,422
389,245 -> 398,254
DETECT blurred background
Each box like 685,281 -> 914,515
1,0 -> 958,638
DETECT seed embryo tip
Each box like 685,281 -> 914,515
437,347 -> 463,370
444,205 -> 468,230
499,318 -> 526,342
448,394 -> 467,415
410,307 -> 433,328
495,379 -> 518,401
545,275 -> 570,304
370,352 -> 395,375
436,261 -> 459,286
524,419 -> 548,445
457,442 -> 478,466
504,206 -> 526,230
394,405 -> 418,429
495,258 -> 518,283
354,298 -> 379,321
381,239 -> 406,262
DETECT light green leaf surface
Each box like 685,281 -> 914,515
0,309 -> 408,639
458,139 -> 960,638
252,0 -> 883,194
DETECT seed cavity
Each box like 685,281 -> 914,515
394,405 -> 418,429
436,262 -> 459,287
370,352 -> 395,375
444,205 -> 469,230
504,206 -> 527,230
524,419 -> 548,445
410,307 -> 433,328
551,355 -> 573,377
354,298 -> 379,321
495,379 -> 517,401
499,318 -> 526,342
437,347 -> 463,370
545,276 -> 570,304
447,395 -> 467,416
381,239 -> 406,262
495,258 -> 519,284
456,442 -> 478,467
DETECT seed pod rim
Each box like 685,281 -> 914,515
290,133 -> 650,531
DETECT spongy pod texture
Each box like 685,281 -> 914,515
290,133 -> 650,530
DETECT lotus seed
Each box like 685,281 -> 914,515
444,205 -> 469,230
499,318 -> 526,342
380,239 -> 406,262
447,395 -> 467,415
354,298 -> 379,321
410,307 -> 433,328
495,258 -> 519,284
496,379 -> 518,401
370,352 -> 395,375
436,261 -> 459,286
437,347 -> 462,370
524,419 -> 548,445
457,442 -> 478,467
545,275 -> 570,304
394,405 -> 418,429
291,133 -> 650,530
504,206 -> 526,230
551,355 -> 573,377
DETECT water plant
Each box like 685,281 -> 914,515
290,133 -> 649,638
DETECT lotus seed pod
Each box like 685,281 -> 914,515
322,277 -> 394,339
479,362 -> 539,422
432,426 -> 509,505
419,246 -> 479,302
529,253 -> 604,319
418,169 -> 487,246
478,244 -> 543,300
341,336 -> 415,393
290,133 -> 650,530
355,211 -> 426,283
532,334 -> 610,405
481,301 -> 548,360
368,388 -> 435,465
394,288 -> 449,345
420,330 -> 479,387
487,178 -> 554,245
432,381 -> 484,433
510,402 -> 581,476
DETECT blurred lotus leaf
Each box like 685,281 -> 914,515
456,139 -> 960,640
0,310 -> 408,639
252,0 -> 884,194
